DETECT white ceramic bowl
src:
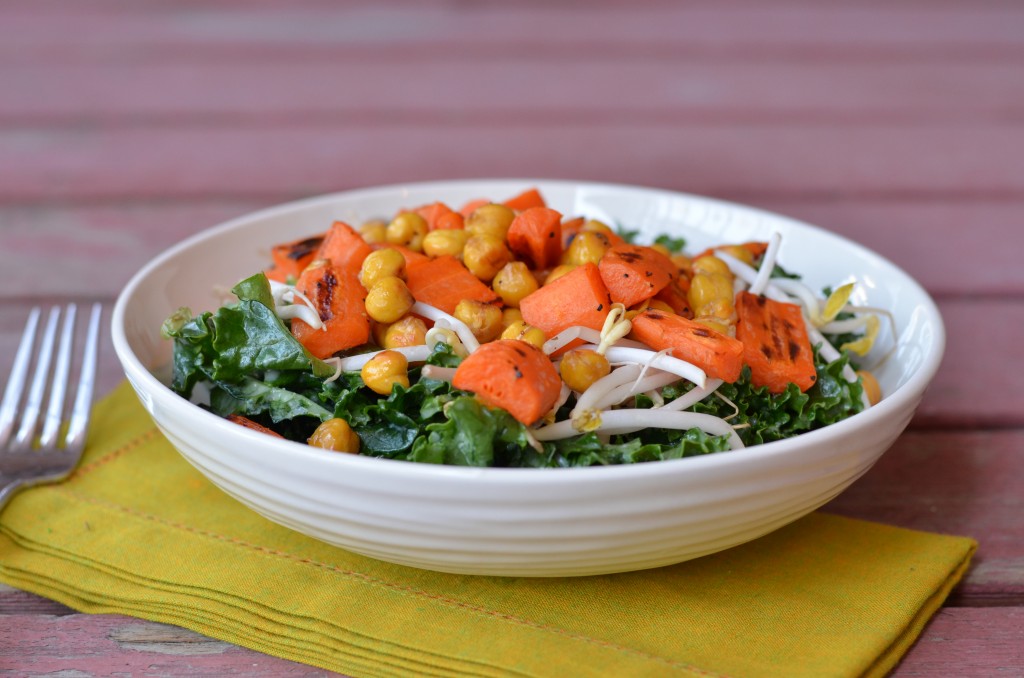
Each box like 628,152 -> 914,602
111,180 -> 944,577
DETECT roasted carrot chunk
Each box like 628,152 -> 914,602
502,187 -> 546,212
598,243 -> 675,308
226,414 -> 284,438
459,198 -> 490,217
452,340 -> 562,425
654,280 -> 693,318
266,234 -> 324,283
519,262 -> 612,337
291,259 -> 370,359
415,201 -> 464,231
629,309 -> 744,383
507,207 -> 563,270
405,255 -> 500,314
316,221 -> 374,273
735,291 -> 817,393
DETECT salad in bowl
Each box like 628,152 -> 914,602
112,180 -> 941,575
162,187 -> 885,468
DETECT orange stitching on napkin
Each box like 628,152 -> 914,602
55,486 -> 728,677
71,428 -> 161,479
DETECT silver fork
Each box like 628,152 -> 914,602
0,303 -> 102,511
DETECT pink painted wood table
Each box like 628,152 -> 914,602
2,2 -> 1023,675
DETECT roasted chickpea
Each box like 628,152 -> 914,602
308,418 -> 360,454
561,231 -> 608,266
692,254 -> 731,277
647,299 -> 675,314
463,235 -> 512,282
559,349 -> 611,392
453,299 -> 503,342
364,276 -> 415,324
386,212 -> 428,251
422,229 -> 470,259
651,243 -> 673,258
500,321 -> 546,349
501,307 -> 524,330
492,261 -> 539,307
671,253 -> 693,277
361,350 -> 410,395
465,203 -> 516,240
359,247 -> 405,289
858,370 -> 882,405
383,315 -> 428,348
580,219 -> 614,236
688,272 -> 734,321
545,264 -> 577,285
358,219 -> 388,245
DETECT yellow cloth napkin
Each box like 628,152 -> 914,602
1,383 -> 976,678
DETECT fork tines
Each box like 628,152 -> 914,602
0,303 -> 102,452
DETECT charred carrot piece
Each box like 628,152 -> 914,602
734,291 -> 817,393
629,309 -> 744,383
459,198 -> 491,217
226,414 -> 285,438
316,221 -> 374,273
654,280 -> 693,318
507,207 -> 563,270
452,340 -> 562,425
405,255 -> 500,314
519,262 -> 612,338
414,201 -> 464,231
502,187 -> 546,212
291,259 -> 370,359
266,234 -> 324,282
598,243 -> 675,308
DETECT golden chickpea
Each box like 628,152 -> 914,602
465,203 -> 516,240
422,229 -> 470,259
545,264 -> 577,285
647,299 -> 675,314
692,254 -> 731,277
492,261 -> 539,308
358,219 -> 388,245
383,315 -> 427,348
361,350 -> 410,395
364,276 -> 415,324
386,212 -> 428,251
688,273 -> 734,320
560,349 -> 611,392
500,321 -> 546,349
858,370 -> 882,405
308,418 -> 360,454
651,243 -> 673,258
581,219 -> 614,236
463,235 -> 512,282
359,248 -> 406,289
561,231 -> 608,266
453,299 -> 504,342
501,307 -> 524,330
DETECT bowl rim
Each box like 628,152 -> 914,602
110,178 -> 946,485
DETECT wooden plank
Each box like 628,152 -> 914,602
2,199 -> 1018,297
893,607 -> 1024,676
0,614 -> 334,676
2,124 -> 1024,204
3,60 -> 1023,124
3,3 -> 1024,62
825,431 -> 1024,603
0,608 -> 1020,677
